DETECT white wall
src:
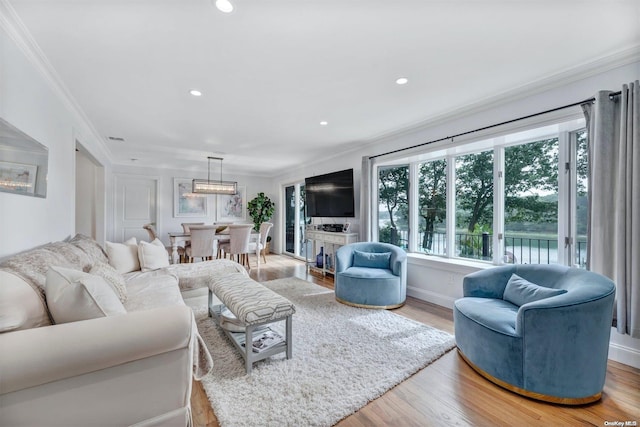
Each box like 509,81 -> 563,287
111,164 -> 276,246
0,21 -> 111,258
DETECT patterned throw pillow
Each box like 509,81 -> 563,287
90,261 -> 128,302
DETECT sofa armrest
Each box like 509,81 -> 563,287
462,265 -> 514,298
0,305 -> 193,394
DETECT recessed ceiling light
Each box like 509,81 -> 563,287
320,121 -> 328,126
395,77 -> 409,85
215,0 -> 234,13
189,89 -> 202,97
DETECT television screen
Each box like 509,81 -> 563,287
305,169 -> 355,218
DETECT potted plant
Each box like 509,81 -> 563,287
247,192 -> 275,253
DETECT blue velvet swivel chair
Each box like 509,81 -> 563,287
334,242 -> 407,309
454,264 -> 615,404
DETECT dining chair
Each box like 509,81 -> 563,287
185,225 -> 217,263
181,222 -> 205,233
142,223 -> 158,241
179,222 -> 205,263
218,224 -> 253,269
247,222 -> 273,268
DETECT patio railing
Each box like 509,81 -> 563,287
382,229 -> 587,267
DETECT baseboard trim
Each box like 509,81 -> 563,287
608,341 -> 640,369
406,286 -> 456,310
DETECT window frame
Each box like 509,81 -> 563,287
372,112 -> 587,268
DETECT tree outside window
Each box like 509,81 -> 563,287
418,159 -> 446,255
378,165 -> 409,248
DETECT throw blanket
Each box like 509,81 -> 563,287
192,317 -> 214,379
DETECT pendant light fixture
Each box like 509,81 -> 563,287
192,156 -> 237,195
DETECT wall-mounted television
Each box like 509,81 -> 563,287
305,168 -> 355,218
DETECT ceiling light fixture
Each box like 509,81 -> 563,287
320,121 -> 328,126
189,89 -> 202,96
395,77 -> 409,85
192,156 -> 237,195
215,0 -> 234,13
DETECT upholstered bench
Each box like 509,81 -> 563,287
208,273 -> 295,373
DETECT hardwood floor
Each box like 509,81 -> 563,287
191,254 -> 640,427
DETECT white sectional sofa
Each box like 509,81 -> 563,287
0,234 -> 247,427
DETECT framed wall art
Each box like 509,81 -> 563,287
173,178 -> 208,217
217,186 -> 246,222
0,161 -> 38,195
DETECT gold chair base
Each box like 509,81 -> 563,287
457,350 -> 602,405
335,297 -> 405,310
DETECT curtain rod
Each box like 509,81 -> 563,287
369,90 -> 622,160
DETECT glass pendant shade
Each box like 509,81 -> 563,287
192,179 -> 237,195
191,156 -> 237,195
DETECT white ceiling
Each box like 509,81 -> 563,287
7,0 -> 640,176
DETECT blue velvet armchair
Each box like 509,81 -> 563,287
334,242 -> 407,309
454,264 -> 615,404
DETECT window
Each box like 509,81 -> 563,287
374,117 -> 586,268
455,150 -> 494,260
417,159 -> 447,255
504,138 -> 559,264
378,165 -> 409,249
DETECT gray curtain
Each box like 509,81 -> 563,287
360,156 -> 373,242
582,80 -> 639,338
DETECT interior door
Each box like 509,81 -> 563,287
114,175 -> 158,243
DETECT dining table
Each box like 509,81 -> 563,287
168,229 -> 259,264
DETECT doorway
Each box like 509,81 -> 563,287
75,144 -> 105,243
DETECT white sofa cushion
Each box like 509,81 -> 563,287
45,266 -> 126,324
138,239 -> 170,271
123,269 -> 184,312
105,237 -> 140,274
89,261 -> 128,302
0,271 -> 51,332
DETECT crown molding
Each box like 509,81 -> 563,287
0,0 -> 113,165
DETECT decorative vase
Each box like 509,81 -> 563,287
316,247 -> 324,268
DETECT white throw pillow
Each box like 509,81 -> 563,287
105,237 -> 140,274
138,238 -> 170,271
89,261 -> 128,302
45,266 -> 126,324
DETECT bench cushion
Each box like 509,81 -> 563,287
210,273 -> 295,325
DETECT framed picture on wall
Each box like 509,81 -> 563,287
217,186 -> 246,222
0,161 -> 38,195
173,178 -> 208,217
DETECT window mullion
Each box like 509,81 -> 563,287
408,163 -> 419,253
557,131 -> 571,266
446,155 -> 456,259
493,147 -> 505,265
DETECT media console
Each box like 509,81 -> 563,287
305,230 -> 358,276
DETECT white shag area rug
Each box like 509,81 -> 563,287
194,277 -> 455,427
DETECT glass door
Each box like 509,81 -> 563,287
285,185 -> 295,254
283,182 -> 310,258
